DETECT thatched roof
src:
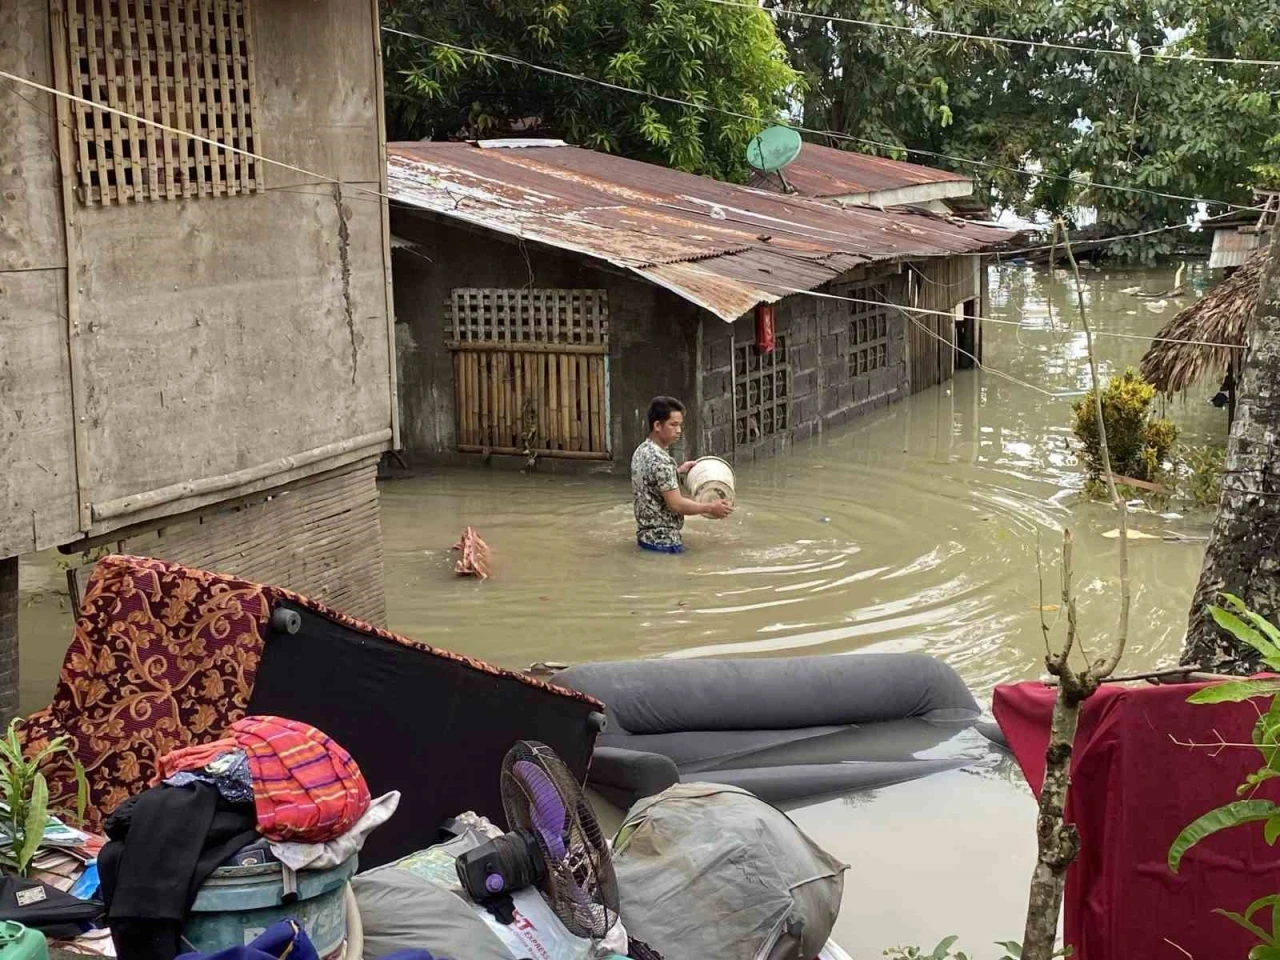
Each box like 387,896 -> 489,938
1140,250 -> 1265,394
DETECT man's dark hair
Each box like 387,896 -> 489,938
647,396 -> 685,431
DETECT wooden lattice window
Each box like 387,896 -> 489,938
734,336 -> 789,445
848,284 -> 891,377
61,0 -> 261,205
448,288 -> 609,346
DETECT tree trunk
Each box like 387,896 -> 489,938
1182,226 -> 1280,672
0,557 -> 19,723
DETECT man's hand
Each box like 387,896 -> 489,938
703,499 -> 734,520
677,460 -> 697,476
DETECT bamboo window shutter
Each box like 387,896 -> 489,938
58,0 -> 261,205
447,289 -> 611,460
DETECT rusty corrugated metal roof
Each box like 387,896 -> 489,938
387,141 -> 1012,321
747,142 -> 971,201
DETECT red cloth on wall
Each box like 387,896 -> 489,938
993,681 -> 1280,960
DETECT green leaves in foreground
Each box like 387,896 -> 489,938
0,718 -> 87,876
1170,801 -> 1280,873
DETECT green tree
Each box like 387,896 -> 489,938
381,0 -> 802,181
774,0 -> 1280,253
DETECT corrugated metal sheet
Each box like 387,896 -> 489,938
387,141 -> 1011,321
747,142 -> 971,200
1210,229 -> 1262,270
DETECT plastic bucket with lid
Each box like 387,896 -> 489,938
685,456 -> 736,508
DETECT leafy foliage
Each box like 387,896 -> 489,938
776,0 -> 1280,255
1070,368 -> 1177,495
381,0 -> 802,180
1175,443 -> 1226,509
1171,597 -> 1280,955
0,719 -> 87,877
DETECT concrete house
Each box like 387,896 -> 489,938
2,0 -> 398,708
387,139 -> 1011,469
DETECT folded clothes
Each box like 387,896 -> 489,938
152,717 -> 371,845
165,751 -> 254,806
268,791 -> 399,871
229,716 -> 371,844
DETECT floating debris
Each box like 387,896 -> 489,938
452,526 -> 490,579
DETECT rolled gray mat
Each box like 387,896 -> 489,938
557,653 -> 980,734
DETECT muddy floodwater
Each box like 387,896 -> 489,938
18,263 -> 1228,954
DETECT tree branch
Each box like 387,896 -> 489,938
1021,224 -> 1134,960
1060,221 -> 1130,679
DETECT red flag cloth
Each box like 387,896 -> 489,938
229,715 -> 371,843
993,681 -> 1280,960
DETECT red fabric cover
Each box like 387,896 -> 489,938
229,716 -> 371,842
22,554 -> 602,829
994,681 -> 1280,960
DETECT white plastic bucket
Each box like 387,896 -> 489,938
685,456 -> 736,507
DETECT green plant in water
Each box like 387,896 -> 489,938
1070,369 -> 1177,498
0,719 -> 88,877
1175,443 -> 1226,509
1170,596 -> 1280,958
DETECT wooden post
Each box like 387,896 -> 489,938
0,558 -> 19,723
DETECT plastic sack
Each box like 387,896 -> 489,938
612,783 -> 848,960
387,816 -> 626,960
175,919 -> 318,960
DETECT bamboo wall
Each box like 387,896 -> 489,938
448,288 -> 610,460
909,255 -> 981,394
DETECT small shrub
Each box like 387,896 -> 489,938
1071,368 -> 1177,496
0,719 -> 87,877
1175,443 -> 1225,508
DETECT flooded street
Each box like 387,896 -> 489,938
18,263 -> 1228,955
380,263 -> 1224,688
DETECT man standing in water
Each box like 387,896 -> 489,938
632,396 -> 733,553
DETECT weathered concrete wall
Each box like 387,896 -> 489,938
0,0 -> 81,558
701,263 -> 912,463
390,210 -> 702,470
2,0 -> 395,556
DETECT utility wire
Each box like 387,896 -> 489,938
709,0 -> 1280,68
381,26 -> 1261,212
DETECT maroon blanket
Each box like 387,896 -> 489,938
994,680 -> 1280,960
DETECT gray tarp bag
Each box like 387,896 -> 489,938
612,783 -> 848,960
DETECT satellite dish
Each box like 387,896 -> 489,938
746,126 -> 803,174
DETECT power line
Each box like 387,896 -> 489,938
5,66 -> 1242,273
3,65 -> 1242,368
738,277 -> 1246,350
0,68 -> 395,209
710,0 -> 1280,68
380,26 -> 1259,212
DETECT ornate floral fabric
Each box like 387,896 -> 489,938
24,554 -> 601,828
23,555 -> 272,826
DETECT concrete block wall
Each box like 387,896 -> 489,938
700,263 -> 914,464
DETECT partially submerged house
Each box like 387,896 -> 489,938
388,140 -> 1011,469
1141,247 -> 1266,421
2,0 -> 398,707
747,141 -> 982,218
